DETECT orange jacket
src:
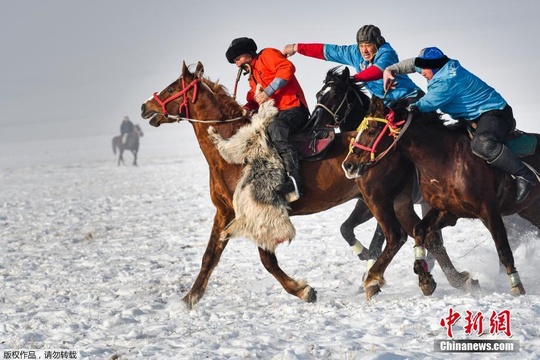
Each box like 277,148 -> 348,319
244,48 -> 308,112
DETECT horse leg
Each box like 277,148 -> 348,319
418,200 -> 476,292
258,249 -> 317,303
133,150 -> 138,166
361,199 -> 408,300
339,198 -> 375,261
500,213 -> 539,273
182,211 -> 233,309
482,206 -> 525,296
118,149 -> 124,166
516,198 -> 540,231
413,209 -> 480,295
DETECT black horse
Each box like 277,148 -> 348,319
311,67 -> 439,268
112,124 -> 143,166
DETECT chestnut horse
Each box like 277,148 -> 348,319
141,61 -> 366,308
343,97 -> 540,297
314,68 -> 474,299
112,124 -> 143,166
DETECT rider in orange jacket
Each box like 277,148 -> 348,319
226,37 -> 310,200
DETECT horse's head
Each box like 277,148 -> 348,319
310,66 -> 369,132
141,61 -> 205,127
342,97 -> 408,178
134,124 -> 143,137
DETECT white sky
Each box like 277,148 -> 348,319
1,0 -> 539,144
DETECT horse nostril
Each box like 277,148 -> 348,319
141,104 -> 146,113
343,162 -> 352,171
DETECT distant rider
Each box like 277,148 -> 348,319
120,116 -> 134,145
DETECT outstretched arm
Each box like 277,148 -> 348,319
383,58 -> 416,91
283,43 -> 325,60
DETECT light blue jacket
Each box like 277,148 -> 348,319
322,42 -> 422,105
415,59 -> 507,120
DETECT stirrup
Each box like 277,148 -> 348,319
284,175 -> 300,203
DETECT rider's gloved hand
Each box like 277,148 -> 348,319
383,69 -> 397,92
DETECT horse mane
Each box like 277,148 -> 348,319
389,98 -> 467,135
325,66 -> 366,94
200,76 -> 244,117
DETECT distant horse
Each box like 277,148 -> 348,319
112,124 -> 143,166
315,70 -> 472,299
343,97 -> 540,297
140,61 -> 370,308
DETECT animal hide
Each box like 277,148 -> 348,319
207,100 -> 295,252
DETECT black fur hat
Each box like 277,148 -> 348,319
226,37 -> 258,63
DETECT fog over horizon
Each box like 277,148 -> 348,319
2,0 -> 538,148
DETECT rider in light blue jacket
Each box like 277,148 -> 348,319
383,47 -> 538,203
282,25 -> 423,105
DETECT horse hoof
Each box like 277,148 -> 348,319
301,286 -> 317,303
357,248 -> 370,261
364,285 -> 381,301
182,293 -> 200,310
466,277 -> 482,295
510,283 -> 526,296
419,275 -> 437,296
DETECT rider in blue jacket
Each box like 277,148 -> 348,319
283,25 -> 424,105
383,47 -> 538,203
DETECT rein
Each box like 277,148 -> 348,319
350,111 -> 413,164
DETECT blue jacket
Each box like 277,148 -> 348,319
323,42 -> 422,105
415,59 -> 507,120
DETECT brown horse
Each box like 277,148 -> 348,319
343,96 -> 540,297
314,70 -> 475,299
141,61 -> 364,308
112,124 -> 143,166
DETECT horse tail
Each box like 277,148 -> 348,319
112,138 -> 117,154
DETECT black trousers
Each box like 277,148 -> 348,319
266,106 -> 310,155
470,105 -> 515,161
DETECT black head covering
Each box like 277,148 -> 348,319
226,37 -> 258,63
356,25 -> 386,47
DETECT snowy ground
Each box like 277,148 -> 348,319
1,130 -> 539,359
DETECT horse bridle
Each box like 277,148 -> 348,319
314,81 -> 365,127
152,77 -> 201,120
350,111 -> 412,164
151,76 -> 247,124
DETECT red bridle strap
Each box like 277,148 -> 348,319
153,78 -> 201,119
351,110 -> 406,163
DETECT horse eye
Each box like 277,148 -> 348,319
167,88 -> 174,93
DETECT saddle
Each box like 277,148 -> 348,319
466,123 -> 537,157
291,116 -> 337,161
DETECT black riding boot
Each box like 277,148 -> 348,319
275,150 -> 303,201
489,145 -> 538,203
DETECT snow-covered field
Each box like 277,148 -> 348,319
1,129 -> 539,359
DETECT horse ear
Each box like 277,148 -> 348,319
195,61 -> 205,79
370,96 -> 385,112
343,66 -> 350,77
182,61 -> 189,76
